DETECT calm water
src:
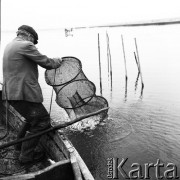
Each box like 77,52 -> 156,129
1,25 -> 180,179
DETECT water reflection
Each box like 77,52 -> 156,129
124,78 -> 128,101
140,83 -> 144,98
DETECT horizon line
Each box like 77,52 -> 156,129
2,17 -> 180,32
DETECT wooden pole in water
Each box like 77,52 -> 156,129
98,33 -> 102,95
121,35 -> 128,82
135,71 -> 140,91
134,52 -> 141,92
134,52 -> 140,72
134,38 -> 144,89
106,33 -> 113,90
106,32 -> 110,79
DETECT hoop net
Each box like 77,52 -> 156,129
45,57 -> 108,120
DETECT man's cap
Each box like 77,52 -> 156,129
18,25 -> 38,44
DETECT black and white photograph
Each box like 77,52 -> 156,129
0,0 -> 180,179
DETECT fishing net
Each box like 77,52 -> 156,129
45,56 -> 108,120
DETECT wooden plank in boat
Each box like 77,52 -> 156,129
0,159 -> 74,180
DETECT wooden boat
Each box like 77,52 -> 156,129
0,88 -> 95,180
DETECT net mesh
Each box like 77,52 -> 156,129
45,56 -> 108,120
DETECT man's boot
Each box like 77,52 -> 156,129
15,121 -> 30,151
19,131 -> 45,164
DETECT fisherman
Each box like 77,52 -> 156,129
2,25 -> 62,164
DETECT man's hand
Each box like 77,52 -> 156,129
53,57 -> 63,68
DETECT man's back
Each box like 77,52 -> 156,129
3,35 -> 61,102
3,37 -> 38,78
3,37 -> 43,102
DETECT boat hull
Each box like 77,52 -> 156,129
0,90 -> 94,180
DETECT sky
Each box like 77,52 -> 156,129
1,0 -> 180,31
0,0 -> 180,84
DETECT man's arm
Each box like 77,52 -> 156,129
21,42 -> 62,70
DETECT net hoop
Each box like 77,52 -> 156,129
55,79 -> 96,109
45,56 -> 82,87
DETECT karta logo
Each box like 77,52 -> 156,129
107,158 -> 179,179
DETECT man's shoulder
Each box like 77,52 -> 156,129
4,38 -> 36,54
13,37 -> 34,47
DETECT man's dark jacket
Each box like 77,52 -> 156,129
2,37 -> 61,102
